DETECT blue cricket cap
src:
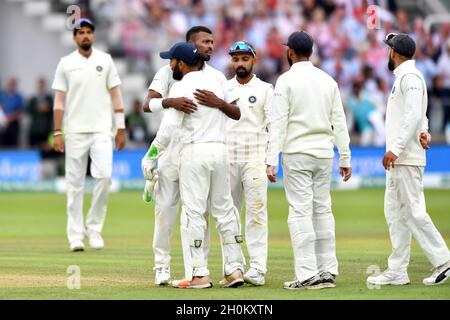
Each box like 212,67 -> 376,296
159,42 -> 202,65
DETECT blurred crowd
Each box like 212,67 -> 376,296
1,0 -> 450,152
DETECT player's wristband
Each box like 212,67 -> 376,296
149,98 -> 164,113
114,112 -> 125,129
53,131 -> 63,137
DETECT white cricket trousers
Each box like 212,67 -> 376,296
385,165 -> 450,271
65,133 -> 112,244
152,168 -> 211,270
229,161 -> 268,274
179,142 -> 244,280
282,153 -> 338,282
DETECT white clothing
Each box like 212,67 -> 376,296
266,61 -> 351,168
384,166 -> 450,270
52,48 -> 121,134
65,133 -> 113,243
386,60 -> 428,165
226,75 -> 273,163
282,153 -> 338,282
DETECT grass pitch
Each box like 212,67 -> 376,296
0,188 -> 449,300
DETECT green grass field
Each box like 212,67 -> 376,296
0,188 -> 449,300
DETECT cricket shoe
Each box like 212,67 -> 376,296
70,240 -> 85,252
423,260 -> 450,286
172,277 -> 213,289
283,274 -> 323,290
366,269 -> 410,285
87,231 -> 104,250
219,269 -> 245,288
243,268 -> 265,286
155,267 -> 170,286
320,271 -> 337,288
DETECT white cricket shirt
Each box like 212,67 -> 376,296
266,61 -> 351,168
226,75 -> 273,163
386,60 -> 428,166
153,70 -> 239,151
52,48 -> 121,134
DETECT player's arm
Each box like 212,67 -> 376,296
419,117 -> 431,150
330,84 -> 351,181
110,85 -> 126,150
384,74 -> 423,169
143,89 -> 198,114
53,90 -> 65,153
266,77 -> 289,183
193,89 -> 241,120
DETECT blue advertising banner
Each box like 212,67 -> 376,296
112,149 -> 146,180
0,151 -> 41,182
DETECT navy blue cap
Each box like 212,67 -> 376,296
73,18 -> 95,35
159,42 -> 202,65
285,31 -> 314,55
383,33 -> 416,58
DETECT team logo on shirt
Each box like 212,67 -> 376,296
96,65 -> 103,72
248,96 -> 257,103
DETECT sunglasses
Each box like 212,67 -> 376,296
229,41 -> 256,57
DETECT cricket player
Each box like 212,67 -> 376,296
226,41 -> 273,286
52,19 -> 126,251
266,31 -> 352,290
143,42 -> 245,289
367,33 -> 450,286
141,26 -> 230,285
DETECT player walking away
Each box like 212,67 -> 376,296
143,42 -> 245,289
141,26 -> 234,286
226,41 -> 273,286
52,19 -> 126,252
367,33 -> 450,286
266,31 -> 352,290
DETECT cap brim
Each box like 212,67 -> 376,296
159,51 -> 172,59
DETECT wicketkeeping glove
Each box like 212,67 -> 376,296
141,144 -> 159,180
142,173 -> 158,204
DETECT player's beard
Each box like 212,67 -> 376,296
388,57 -> 396,71
287,51 -> 293,66
236,66 -> 252,79
80,42 -> 92,51
172,64 -> 183,80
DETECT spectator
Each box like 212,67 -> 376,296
27,78 -> 53,149
125,99 -> 149,149
436,38 -> 450,143
0,77 -> 24,148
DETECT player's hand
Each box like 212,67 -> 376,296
142,175 -> 158,204
382,151 -> 398,170
115,129 -> 126,150
193,89 -> 223,109
166,97 -> 197,114
266,165 -> 277,183
339,167 -> 352,182
54,135 -> 65,153
142,158 -> 157,180
419,131 -> 431,150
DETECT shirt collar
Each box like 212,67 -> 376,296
76,47 -> 96,59
291,61 -> 313,69
393,60 -> 415,77
233,74 -> 256,86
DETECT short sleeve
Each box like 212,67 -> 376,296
223,81 -> 240,104
52,59 -> 68,92
149,65 -> 171,97
107,55 -> 121,89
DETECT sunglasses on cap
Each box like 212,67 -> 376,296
228,41 -> 256,57
385,32 -> 398,41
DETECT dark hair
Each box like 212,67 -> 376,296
185,26 -> 212,41
73,24 -> 94,36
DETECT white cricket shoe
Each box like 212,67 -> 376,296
70,240 -> 85,252
88,232 -> 104,250
423,261 -> 450,286
367,269 -> 410,285
243,268 -> 265,286
155,267 -> 170,286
